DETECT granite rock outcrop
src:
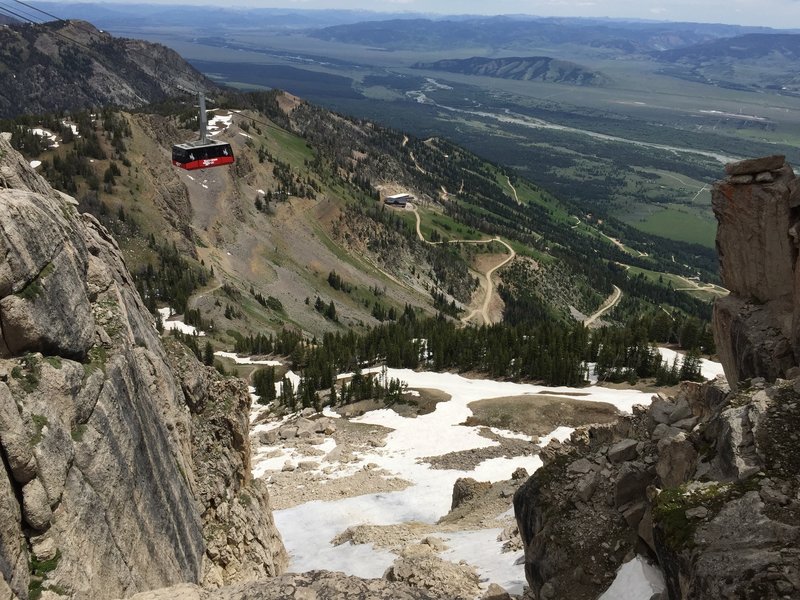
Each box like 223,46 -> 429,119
712,154 -> 800,389
0,135 -> 286,599
514,155 -> 800,600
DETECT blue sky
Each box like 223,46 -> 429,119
92,0 -> 800,28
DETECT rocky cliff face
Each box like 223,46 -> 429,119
514,155 -> 800,600
0,135 -> 286,599
0,21 -> 215,118
712,154 -> 800,389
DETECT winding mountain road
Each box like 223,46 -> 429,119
408,204 -> 515,325
584,285 -> 623,326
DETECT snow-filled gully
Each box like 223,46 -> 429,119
245,364 -> 728,597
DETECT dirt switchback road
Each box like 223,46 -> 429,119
584,285 -> 622,326
408,204 -> 515,325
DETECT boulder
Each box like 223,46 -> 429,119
575,471 -> 598,502
0,382 -> 37,483
295,417 -> 316,436
567,458 -> 594,474
656,433 -> 697,488
451,477 -> 491,510
648,397 -> 674,428
651,423 -> 683,441
724,154 -> 785,176
614,463 -> 654,510
713,168 -> 795,303
511,467 -> 529,480
608,439 -> 639,463
483,583 -> 512,599
21,478 -> 51,531
384,545 -> 481,600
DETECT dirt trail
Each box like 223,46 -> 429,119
584,285 -> 622,326
674,276 -> 729,296
408,204 -> 515,325
599,231 -> 648,258
401,135 -> 426,174
506,176 -> 521,204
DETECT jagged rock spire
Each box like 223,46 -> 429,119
712,154 -> 800,389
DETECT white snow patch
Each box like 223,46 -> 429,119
275,500 -> 397,578
313,437 -> 337,456
322,406 -> 341,419
657,348 -> 725,381
157,307 -> 205,336
439,529 -> 526,593
598,556 -> 666,600
30,127 -> 54,138
585,362 -> 599,384
29,160 -> 42,169
207,112 -> 233,136
336,366 -> 385,380
538,426 -> 575,447
469,455 -> 542,482
215,351 -> 282,366
269,369 -> 656,592
276,370 -> 302,396
61,120 -> 79,136
489,427 -> 532,442
239,131 -> 253,139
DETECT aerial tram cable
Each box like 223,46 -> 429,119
8,0 -> 294,139
10,0 -> 61,22
0,2 -> 44,23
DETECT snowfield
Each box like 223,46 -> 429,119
156,307 -> 205,336
214,351 -> 282,366
256,365 -> 710,597
657,347 -> 726,380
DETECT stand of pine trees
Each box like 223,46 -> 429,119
238,305 -> 707,411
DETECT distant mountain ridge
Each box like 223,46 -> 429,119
412,56 -> 609,86
654,32 -> 800,62
652,33 -> 800,92
310,17 -> 784,53
0,19 -> 215,118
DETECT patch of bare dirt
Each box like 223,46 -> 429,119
261,418 -> 412,509
267,465 -> 412,510
423,428 -> 537,471
334,388 -> 450,418
465,394 -> 620,438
